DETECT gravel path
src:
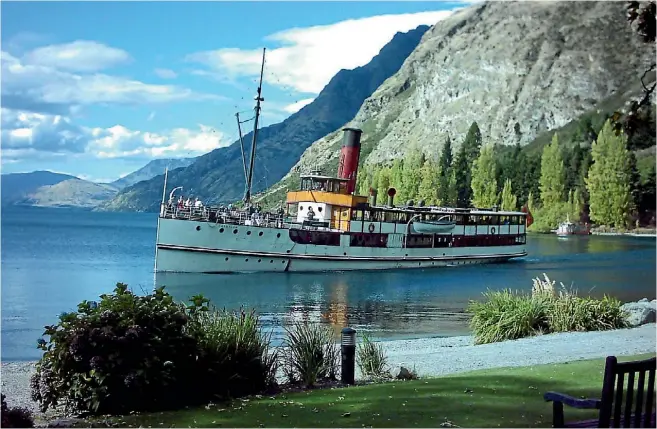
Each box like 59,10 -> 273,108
2,324 -> 655,424
378,323 -> 656,377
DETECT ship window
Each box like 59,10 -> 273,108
299,206 -> 304,211
233,229 -> 238,234
318,207 -> 323,212
259,231 -> 263,236
219,228 -> 224,233
247,231 -> 252,235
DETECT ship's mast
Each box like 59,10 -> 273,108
235,112 -> 249,189
243,47 -> 266,205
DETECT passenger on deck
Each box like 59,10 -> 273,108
194,198 -> 203,209
177,196 -> 184,209
184,198 -> 191,208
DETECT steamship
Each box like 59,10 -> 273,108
154,49 -> 531,274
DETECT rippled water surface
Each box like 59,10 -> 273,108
2,206 -> 655,361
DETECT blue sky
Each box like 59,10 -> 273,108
1,1 -> 473,183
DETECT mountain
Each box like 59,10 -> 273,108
14,179 -> 119,209
1,171 -> 119,209
111,158 -> 195,190
98,24 -> 433,212
1,171 -> 76,205
257,0 -> 655,202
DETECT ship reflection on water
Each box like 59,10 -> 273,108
154,270 -> 473,346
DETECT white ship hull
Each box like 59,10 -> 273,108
155,217 -> 527,273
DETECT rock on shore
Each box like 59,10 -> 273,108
621,298 -> 657,327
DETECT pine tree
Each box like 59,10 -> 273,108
446,168 -> 458,207
390,159 -> 404,201
586,120 -> 634,228
500,178 -> 518,211
401,148 -> 425,203
417,159 -> 440,205
470,144 -> 499,208
437,136 -> 453,205
539,134 -> 566,207
357,165 -> 372,195
527,191 -> 536,214
377,166 -> 391,204
455,122 -> 482,207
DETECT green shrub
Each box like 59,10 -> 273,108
281,322 -> 339,387
468,274 -> 629,345
1,394 -> 34,428
30,283 -> 276,416
357,333 -> 390,380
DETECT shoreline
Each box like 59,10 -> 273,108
3,323 -> 655,424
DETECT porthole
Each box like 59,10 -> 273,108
317,207 -> 323,212
220,228 -> 224,233
281,260 -> 285,264
258,259 -> 261,263
225,257 -> 229,261
259,231 -> 263,236
286,250 -> 291,253
196,226 -> 201,231
277,233 -> 281,238
299,206 -> 304,211
270,260 -> 274,263
247,231 -> 252,235
245,258 -> 249,262
233,229 -> 238,234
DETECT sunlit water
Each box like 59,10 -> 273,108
2,206 -> 655,361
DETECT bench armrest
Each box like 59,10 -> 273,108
544,391 -> 601,409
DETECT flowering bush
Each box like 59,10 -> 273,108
30,283 -> 276,415
1,394 -> 34,428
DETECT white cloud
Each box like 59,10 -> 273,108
1,48 -> 220,115
1,107 -> 233,162
283,98 -> 315,114
186,10 -> 455,94
22,40 -> 131,72
154,68 -> 178,79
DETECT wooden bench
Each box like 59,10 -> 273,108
544,355 -> 656,428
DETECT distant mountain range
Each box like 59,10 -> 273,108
110,158 -> 195,189
97,24 -> 432,212
1,158 -> 196,209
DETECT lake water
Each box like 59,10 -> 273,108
2,206 -> 655,361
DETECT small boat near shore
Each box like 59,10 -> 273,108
553,215 -> 591,237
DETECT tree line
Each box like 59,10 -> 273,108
356,117 -> 656,232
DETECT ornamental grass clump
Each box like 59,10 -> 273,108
281,322 -> 339,387
185,300 -> 279,398
468,274 -> 629,345
357,333 -> 391,380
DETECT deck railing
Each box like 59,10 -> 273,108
160,204 -> 340,232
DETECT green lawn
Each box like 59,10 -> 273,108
81,353 -> 655,428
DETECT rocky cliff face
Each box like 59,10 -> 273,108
276,0 -> 655,181
99,24 -> 431,212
